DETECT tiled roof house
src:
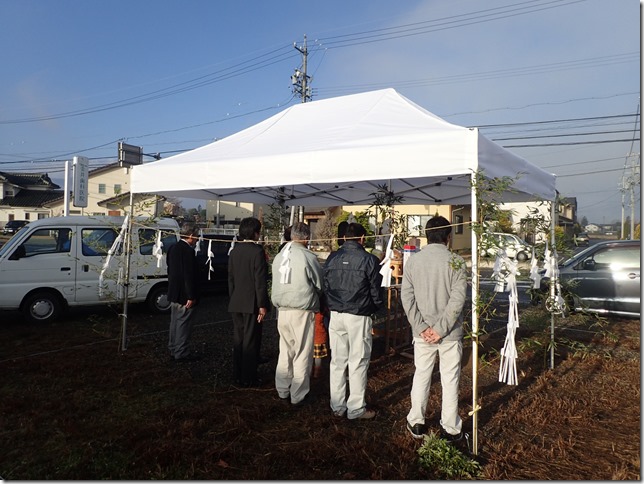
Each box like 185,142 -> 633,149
0,172 -> 63,225
0,163 -> 164,229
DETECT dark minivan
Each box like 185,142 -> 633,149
3,220 -> 29,235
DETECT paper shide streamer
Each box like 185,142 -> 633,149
492,250 -> 520,386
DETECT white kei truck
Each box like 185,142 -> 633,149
0,216 -> 180,323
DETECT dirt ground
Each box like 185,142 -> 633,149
0,291 -> 640,480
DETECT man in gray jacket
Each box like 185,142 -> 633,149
271,222 -> 324,405
401,216 -> 467,442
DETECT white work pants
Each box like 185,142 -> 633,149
275,309 -> 315,404
329,311 -> 373,419
407,337 -> 463,435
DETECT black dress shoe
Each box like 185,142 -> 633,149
440,428 -> 463,443
292,393 -> 313,407
241,378 -> 263,388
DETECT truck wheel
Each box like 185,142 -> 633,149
147,284 -> 171,313
22,291 -> 63,323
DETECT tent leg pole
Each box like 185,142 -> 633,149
121,193 -> 135,352
470,173 -> 479,456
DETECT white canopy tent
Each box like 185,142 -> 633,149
131,88 -> 555,206
130,88 -> 556,454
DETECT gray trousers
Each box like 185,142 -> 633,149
168,302 -> 195,359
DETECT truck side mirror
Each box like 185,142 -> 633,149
582,259 -> 596,271
9,244 -> 26,260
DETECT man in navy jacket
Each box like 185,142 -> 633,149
324,222 -> 383,420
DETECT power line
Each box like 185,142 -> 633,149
316,0 -> 585,49
0,97 -> 296,166
3,112 -> 636,170
316,55 -> 637,96
541,155 -> 624,169
476,112 -> 638,129
0,45 -> 297,125
502,138 -> 639,148
557,167 -> 634,177
492,128 -> 639,141
0,0 -> 606,127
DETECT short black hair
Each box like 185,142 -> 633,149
425,216 -> 451,244
238,217 -> 262,241
345,222 -> 366,239
337,221 -> 349,246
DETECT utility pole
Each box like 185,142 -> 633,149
629,154 -> 640,239
292,35 -> 312,103
620,175 -> 626,239
290,35 -> 312,222
620,102 -> 640,240
621,154 -> 640,240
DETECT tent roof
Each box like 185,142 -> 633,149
131,88 -> 556,206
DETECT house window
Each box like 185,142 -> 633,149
25,213 -> 30,220
453,214 -> 464,234
114,184 -> 122,195
5,190 -> 14,197
98,184 -> 106,194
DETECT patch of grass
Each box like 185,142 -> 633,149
417,431 -> 482,479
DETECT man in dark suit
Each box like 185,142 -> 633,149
227,217 -> 270,387
167,221 -> 200,361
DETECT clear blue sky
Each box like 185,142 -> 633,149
0,0 -> 640,225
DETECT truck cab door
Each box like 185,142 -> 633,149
5,227 -> 76,303
75,226 -> 121,304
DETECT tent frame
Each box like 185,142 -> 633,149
126,88 -> 558,456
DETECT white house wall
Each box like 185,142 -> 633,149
500,201 -> 551,243
48,165 -> 158,217
205,200 -> 255,226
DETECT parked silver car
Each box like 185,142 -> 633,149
542,240 -> 640,317
574,232 -> 590,247
480,232 -> 532,261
